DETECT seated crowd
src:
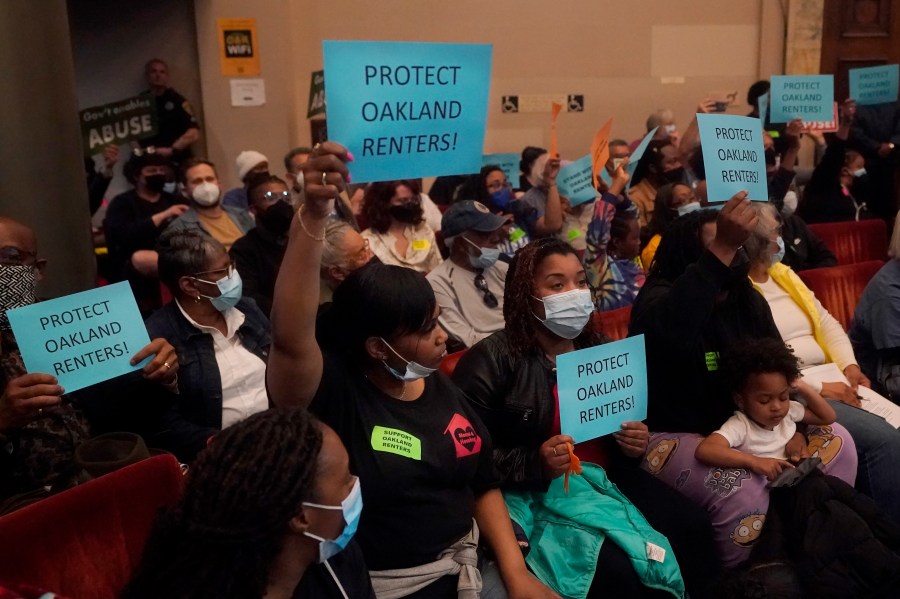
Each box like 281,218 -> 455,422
3,76 -> 900,599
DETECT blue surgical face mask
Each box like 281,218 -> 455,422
462,235 -> 500,270
771,236 -> 786,265
195,268 -> 243,312
489,187 -> 512,210
380,338 -> 438,381
853,167 -> 867,178
532,288 -> 595,339
676,202 -> 701,216
303,477 -> 363,563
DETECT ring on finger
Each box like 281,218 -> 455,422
552,446 -> 559,456
321,171 -> 328,186
163,361 -> 171,370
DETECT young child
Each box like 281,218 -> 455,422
696,338 -> 837,481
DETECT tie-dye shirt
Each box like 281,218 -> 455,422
584,200 -> 646,311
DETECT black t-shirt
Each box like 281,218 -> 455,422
294,540 -> 375,598
141,87 -> 199,150
311,351 -> 497,571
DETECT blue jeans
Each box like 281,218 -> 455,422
831,399 -> 900,525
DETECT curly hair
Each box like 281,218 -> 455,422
362,180 -> 422,233
720,337 -> 801,397
503,238 -> 603,357
122,408 -> 325,598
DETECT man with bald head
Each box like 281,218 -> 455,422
0,217 -> 179,510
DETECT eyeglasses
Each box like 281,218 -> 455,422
192,262 -> 235,282
0,246 -> 37,267
263,190 -> 291,202
474,272 -> 499,308
486,179 -> 510,192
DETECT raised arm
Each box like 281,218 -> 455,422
267,143 -> 350,408
533,159 -> 563,236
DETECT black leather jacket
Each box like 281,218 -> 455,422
452,330 -> 598,490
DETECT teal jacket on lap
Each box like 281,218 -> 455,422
503,463 -> 685,599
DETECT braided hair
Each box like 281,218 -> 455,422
123,408 -> 324,598
503,238 -> 603,357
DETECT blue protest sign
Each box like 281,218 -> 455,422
697,113 -> 768,204
626,127 -> 659,191
599,168 -> 612,187
6,282 -> 151,393
557,154 -> 598,205
757,91 -> 769,123
323,41 -> 493,183
482,153 -> 519,190
557,335 -> 648,443
849,64 -> 899,106
769,75 -> 834,123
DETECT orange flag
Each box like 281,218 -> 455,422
590,118 -> 614,189
549,102 -> 563,158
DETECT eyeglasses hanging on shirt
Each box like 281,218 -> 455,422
474,271 -> 499,308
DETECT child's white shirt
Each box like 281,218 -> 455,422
713,400 -> 806,458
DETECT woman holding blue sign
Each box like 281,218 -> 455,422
630,198 -> 858,568
453,238 -> 707,598
267,142 -> 560,599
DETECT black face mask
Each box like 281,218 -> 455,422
389,201 -> 422,224
661,167 -> 685,184
259,200 -> 294,236
144,174 -> 167,193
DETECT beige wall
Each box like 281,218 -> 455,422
69,0 -> 205,202
193,0 -> 787,186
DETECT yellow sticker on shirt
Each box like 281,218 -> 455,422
412,239 -> 430,251
567,229 -> 581,241
371,426 -> 422,460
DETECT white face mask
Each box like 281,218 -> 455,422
192,181 -> 220,207
380,338 -> 437,381
676,202 -> 701,216
782,190 -> 798,218
664,124 -> 677,135
532,288 -> 594,339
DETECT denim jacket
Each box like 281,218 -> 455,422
144,297 -> 271,461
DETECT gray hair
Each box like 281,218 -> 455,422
744,202 -> 780,264
646,108 -> 674,132
321,220 -> 353,269
157,228 -> 226,290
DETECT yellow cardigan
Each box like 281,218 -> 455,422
750,262 -> 832,364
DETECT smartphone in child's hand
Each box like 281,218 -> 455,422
768,456 -> 822,488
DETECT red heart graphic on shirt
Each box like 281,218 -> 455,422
454,426 -> 477,451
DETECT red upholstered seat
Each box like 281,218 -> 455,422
807,219 -> 888,265
440,350 -> 466,377
591,306 -> 632,341
797,260 -> 884,331
0,455 -> 184,599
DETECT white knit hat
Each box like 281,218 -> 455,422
235,150 -> 268,181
